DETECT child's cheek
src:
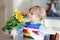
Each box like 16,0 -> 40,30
31,15 -> 38,21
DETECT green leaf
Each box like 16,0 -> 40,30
2,16 -> 25,32
15,22 -> 25,30
2,16 -> 17,32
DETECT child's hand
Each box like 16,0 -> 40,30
22,10 -> 28,16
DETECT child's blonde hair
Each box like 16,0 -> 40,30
29,5 -> 46,20
29,5 -> 46,27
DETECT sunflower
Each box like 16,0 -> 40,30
14,8 -> 24,22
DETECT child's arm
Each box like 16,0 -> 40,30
27,28 -> 40,40
38,25 -> 45,40
27,25 -> 45,40
16,28 -> 23,35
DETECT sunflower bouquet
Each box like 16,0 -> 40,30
2,8 -> 25,33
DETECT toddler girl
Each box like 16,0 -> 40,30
23,5 -> 46,40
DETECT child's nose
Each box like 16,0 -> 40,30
31,13 -> 33,15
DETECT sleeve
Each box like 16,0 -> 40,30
16,28 -> 23,35
38,25 -> 45,40
27,28 -> 42,40
27,25 -> 45,40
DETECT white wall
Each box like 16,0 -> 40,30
0,0 -> 13,29
32,0 -> 48,9
0,0 -> 5,28
13,0 -> 49,11
13,0 -> 32,11
56,0 -> 60,12
45,18 -> 60,34
3,0 -> 13,20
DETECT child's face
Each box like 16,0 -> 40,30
28,9 -> 39,22
29,8 -> 38,15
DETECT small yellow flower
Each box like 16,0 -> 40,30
14,8 -> 24,22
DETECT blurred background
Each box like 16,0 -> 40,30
0,0 -> 60,40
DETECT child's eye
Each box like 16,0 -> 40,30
31,13 -> 33,15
